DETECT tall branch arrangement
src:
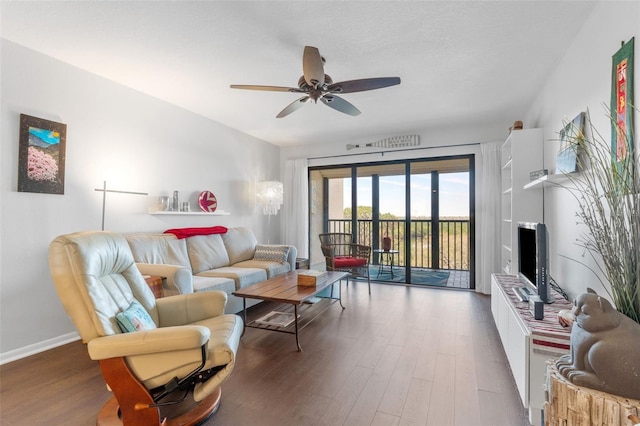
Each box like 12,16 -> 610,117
563,110 -> 639,324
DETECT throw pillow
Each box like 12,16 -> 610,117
116,300 -> 157,333
253,244 -> 290,263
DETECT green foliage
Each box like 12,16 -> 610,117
344,206 -> 375,219
334,215 -> 470,270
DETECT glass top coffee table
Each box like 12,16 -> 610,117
233,270 -> 348,351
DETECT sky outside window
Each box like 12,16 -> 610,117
344,172 -> 469,218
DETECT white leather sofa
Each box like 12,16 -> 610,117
125,227 -> 297,313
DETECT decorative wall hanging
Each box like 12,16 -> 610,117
18,114 -> 67,194
346,134 -> 420,150
610,38 -> 634,169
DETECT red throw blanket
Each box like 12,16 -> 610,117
164,226 -> 228,239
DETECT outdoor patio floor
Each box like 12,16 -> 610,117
370,267 -> 471,289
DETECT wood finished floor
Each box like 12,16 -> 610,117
0,282 -> 530,426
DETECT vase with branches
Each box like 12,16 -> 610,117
561,108 -> 639,324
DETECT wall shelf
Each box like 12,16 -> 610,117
149,210 -> 230,216
523,173 -> 577,190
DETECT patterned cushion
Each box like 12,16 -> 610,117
253,244 -> 290,263
334,256 -> 367,268
115,300 -> 157,333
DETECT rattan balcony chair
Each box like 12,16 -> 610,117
319,232 -> 371,294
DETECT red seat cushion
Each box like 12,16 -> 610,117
334,256 -> 367,268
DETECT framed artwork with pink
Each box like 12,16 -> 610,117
18,114 -> 67,194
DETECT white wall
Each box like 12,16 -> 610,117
524,2 -> 640,300
0,40 -> 281,361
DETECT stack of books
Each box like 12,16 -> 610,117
297,269 -> 328,287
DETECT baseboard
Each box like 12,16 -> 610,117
0,332 -> 80,365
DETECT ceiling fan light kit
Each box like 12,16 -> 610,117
231,46 -> 401,118
346,135 -> 421,151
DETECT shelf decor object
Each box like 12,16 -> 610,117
94,181 -> 148,230
198,190 -> 218,213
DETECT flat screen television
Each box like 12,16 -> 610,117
517,222 -> 553,303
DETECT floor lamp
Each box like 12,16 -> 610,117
256,180 -> 283,243
94,181 -> 148,230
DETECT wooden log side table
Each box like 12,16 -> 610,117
143,275 -> 165,298
544,361 -> 640,426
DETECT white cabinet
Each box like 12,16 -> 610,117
491,274 -> 572,426
491,276 -> 530,407
501,128 -> 544,274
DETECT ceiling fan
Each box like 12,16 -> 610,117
230,46 -> 401,118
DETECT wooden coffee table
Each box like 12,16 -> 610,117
232,270 -> 348,351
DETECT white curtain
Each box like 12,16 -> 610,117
478,141 -> 502,294
282,158 -> 309,258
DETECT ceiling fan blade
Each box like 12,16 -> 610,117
303,46 -> 325,88
320,95 -> 361,116
276,96 -> 310,118
327,77 -> 401,94
230,84 -> 304,93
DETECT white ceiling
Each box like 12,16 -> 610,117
1,1 -> 597,147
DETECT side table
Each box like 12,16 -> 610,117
545,361 -> 640,425
373,249 -> 399,278
143,275 -> 165,298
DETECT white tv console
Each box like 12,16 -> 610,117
490,274 -> 572,426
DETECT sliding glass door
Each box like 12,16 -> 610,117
309,155 -> 474,289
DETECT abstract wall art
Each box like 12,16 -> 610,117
18,114 -> 67,194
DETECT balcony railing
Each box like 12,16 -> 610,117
327,218 -> 470,271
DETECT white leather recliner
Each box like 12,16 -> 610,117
48,231 -> 243,425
